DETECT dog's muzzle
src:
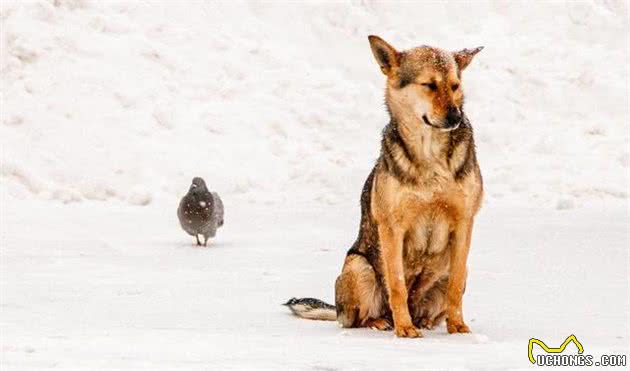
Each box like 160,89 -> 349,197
422,106 -> 462,131
445,106 -> 462,127
422,114 -> 461,132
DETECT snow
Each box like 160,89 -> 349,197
1,0 -> 629,370
1,0 -> 628,207
1,200 -> 628,370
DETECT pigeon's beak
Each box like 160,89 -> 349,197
191,184 -> 197,188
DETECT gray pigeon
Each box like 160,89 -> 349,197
177,177 -> 224,246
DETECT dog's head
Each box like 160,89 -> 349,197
368,35 -> 482,131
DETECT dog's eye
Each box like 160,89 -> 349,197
421,82 -> 437,91
451,83 -> 460,91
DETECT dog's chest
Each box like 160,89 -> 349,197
399,181 -> 461,260
399,201 -> 454,281
405,199 -> 455,256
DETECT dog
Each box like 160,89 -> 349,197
285,35 -> 483,338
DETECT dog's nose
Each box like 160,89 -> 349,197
446,106 -> 462,127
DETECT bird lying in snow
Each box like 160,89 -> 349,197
177,177 -> 224,246
283,297 -> 337,321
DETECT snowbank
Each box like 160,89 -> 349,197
1,0 -> 628,208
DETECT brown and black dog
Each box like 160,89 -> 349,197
285,35 -> 483,338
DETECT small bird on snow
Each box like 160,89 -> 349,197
177,177 -> 224,246
283,297 -> 337,321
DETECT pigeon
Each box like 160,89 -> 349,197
177,177 -> 224,246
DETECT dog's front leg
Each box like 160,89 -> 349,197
446,218 -> 474,333
378,224 -> 421,338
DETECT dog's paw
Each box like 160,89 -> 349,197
446,320 -> 470,334
364,318 -> 393,331
416,317 -> 435,330
394,324 -> 423,338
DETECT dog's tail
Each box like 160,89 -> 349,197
283,297 -> 337,321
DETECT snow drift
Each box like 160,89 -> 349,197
1,0 -> 628,209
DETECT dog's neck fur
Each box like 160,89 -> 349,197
379,100 -> 474,186
397,114 -> 449,161
386,98 -> 451,161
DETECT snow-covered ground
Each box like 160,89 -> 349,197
1,0 -> 629,370
1,200 -> 628,370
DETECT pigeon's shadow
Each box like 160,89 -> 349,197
197,241 -> 235,249
150,240 -> 236,249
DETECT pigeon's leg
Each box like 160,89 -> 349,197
195,234 -> 201,246
203,235 -> 209,247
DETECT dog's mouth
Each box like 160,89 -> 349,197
422,115 -> 460,132
421,115 -> 440,128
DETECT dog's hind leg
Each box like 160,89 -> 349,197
335,254 -> 387,329
364,317 -> 393,330
409,276 -> 448,329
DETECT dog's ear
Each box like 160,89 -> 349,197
453,46 -> 484,71
368,35 -> 400,75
